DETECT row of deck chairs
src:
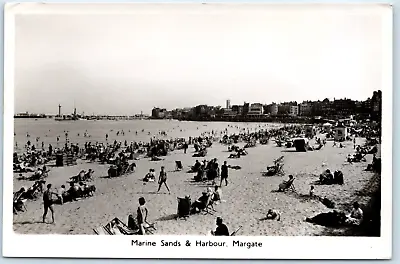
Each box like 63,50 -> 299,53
69,169 -> 94,183
94,216 -> 156,235
108,162 -> 136,178
13,180 -> 46,214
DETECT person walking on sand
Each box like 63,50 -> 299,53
43,184 -> 57,224
220,161 -> 229,187
157,166 -> 170,194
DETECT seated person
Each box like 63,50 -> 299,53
266,209 -> 281,221
191,192 -> 210,213
212,186 -> 222,202
13,187 -> 27,212
306,210 -> 346,227
228,152 -> 240,159
57,185 -> 66,204
192,160 -> 201,172
67,182 -> 79,201
143,169 -> 156,182
85,169 -> 94,181
320,169 -> 334,183
345,202 -> 363,226
151,156 -> 162,161
77,170 -> 85,181
278,175 -> 294,191
211,217 -> 229,236
194,166 -> 205,182
13,187 -> 26,202
109,220 -> 123,235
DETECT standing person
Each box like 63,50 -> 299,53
42,184 -> 57,224
184,142 -> 188,154
137,197 -> 150,235
57,185 -> 65,205
353,137 -> 356,149
157,166 -> 170,194
220,161 -> 229,187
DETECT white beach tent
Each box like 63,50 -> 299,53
323,123 -> 333,133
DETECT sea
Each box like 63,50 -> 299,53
14,119 -> 284,152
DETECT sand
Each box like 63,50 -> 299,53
13,132 -> 378,236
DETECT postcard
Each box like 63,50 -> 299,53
3,3 -> 392,259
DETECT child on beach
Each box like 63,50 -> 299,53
266,209 -> 281,221
309,186 -> 315,197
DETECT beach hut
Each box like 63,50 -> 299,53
304,125 -> 316,139
333,125 -> 348,142
293,138 -> 309,152
323,123 -> 333,133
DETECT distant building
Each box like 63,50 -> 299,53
333,99 -> 356,117
231,105 -> 243,115
247,103 -> 264,115
289,105 -> 299,116
269,103 -> 278,115
278,104 -> 290,115
299,102 -> 313,116
371,90 -> 382,121
152,108 -> 167,119
226,100 -> 231,109
243,102 -> 250,116
223,108 -> 236,117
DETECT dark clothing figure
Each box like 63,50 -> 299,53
220,164 -> 228,186
42,186 -> 55,223
157,169 -> 170,193
214,223 -> 229,236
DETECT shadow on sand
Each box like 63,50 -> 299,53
13,220 -> 43,225
156,214 -> 178,221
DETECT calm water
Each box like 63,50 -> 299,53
14,119 -> 283,151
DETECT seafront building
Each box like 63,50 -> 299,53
150,90 -> 382,123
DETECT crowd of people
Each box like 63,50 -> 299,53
13,120 -> 380,234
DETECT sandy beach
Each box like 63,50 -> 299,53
12,120 -> 379,236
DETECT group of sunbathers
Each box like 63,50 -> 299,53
306,202 -> 364,227
319,169 -> 344,185
192,158 -> 220,182
190,186 -> 222,214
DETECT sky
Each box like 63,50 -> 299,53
14,4 -> 386,115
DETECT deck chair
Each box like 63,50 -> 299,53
93,225 -> 113,235
13,191 -> 27,212
230,226 -> 243,236
279,178 -> 296,192
126,215 -> 156,235
175,161 -> 183,171
201,194 -> 216,215
177,196 -> 191,220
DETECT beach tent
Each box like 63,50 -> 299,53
304,125 -> 316,139
293,138 -> 309,152
323,123 -> 333,133
333,125 -> 348,142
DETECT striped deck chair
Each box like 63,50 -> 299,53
93,225 -> 112,235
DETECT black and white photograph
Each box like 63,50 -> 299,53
3,3 -> 392,259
